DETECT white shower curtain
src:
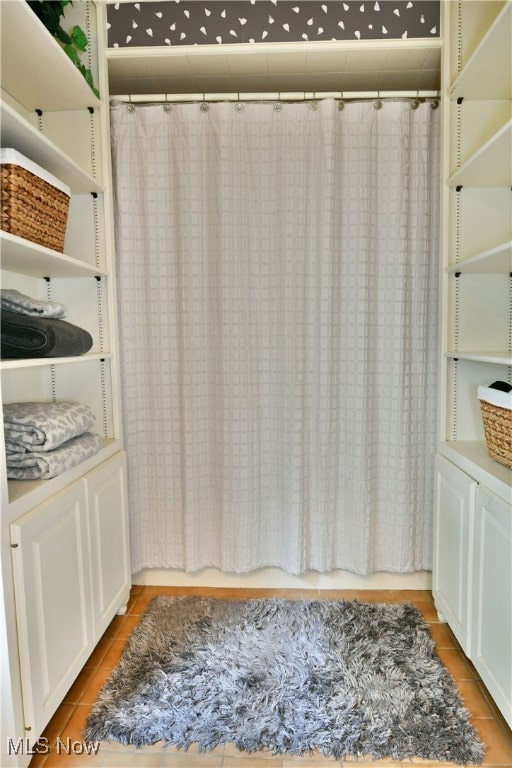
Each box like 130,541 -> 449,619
111,99 -> 439,575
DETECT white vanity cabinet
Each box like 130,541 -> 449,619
470,487 -> 512,724
10,481 -> 93,743
86,452 -> 130,639
433,458 -> 512,727
432,456 -> 476,650
9,453 -> 130,745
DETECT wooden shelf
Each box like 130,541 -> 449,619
0,353 -> 112,372
0,0 -> 99,111
0,101 -> 103,194
446,240 -> 512,274
450,2 -> 512,100
448,119 -> 512,187
439,441 -> 511,504
445,351 -> 512,365
0,232 -> 107,278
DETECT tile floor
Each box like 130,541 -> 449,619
29,587 -> 512,768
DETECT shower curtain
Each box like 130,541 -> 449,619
110,99 -> 439,575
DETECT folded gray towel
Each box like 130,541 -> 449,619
1,289 -> 67,318
1,310 -> 92,358
4,401 -> 95,453
6,432 -> 103,480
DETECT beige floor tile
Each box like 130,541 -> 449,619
223,758 -> 283,767
336,758 -> 401,767
99,637 -> 128,669
162,755 -> 222,767
54,705 -> 94,744
43,743 -> 103,767
281,752 -> 338,765
102,740 -> 171,755
404,763 -> 465,767
399,590 -> 434,603
316,589 -> 359,601
244,588 -> 286,598
456,679 -> 495,718
281,761 -> 337,767
427,621 -> 457,649
353,589 -> 398,603
102,751 -> 163,766
144,586 -> 209,597
416,602 -> 441,622
175,743 -> 224,755
39,703 -> 77,746
209,588 -> 253,600
223,744 -> 277,758
26,750 -> 51,768
114,614 -> 142,640
84,637 -> 115,670
79,668 -> 112,706
130,592 -> 160,616
279,590 -> 321,601
435,647 -> 476,680
103,614 -> 129,639
64,669 -> 97,706
473,718 -> 512,765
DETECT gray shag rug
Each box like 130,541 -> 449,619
84,597 -> 484,762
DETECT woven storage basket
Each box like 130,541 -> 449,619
478,386 -> 512,470
1,148 -> 70,252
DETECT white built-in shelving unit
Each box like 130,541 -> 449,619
0,2 -> 130,764
433,0 -> 511,730
438,0 -> 512,494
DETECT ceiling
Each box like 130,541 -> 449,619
106,40 -> 441,96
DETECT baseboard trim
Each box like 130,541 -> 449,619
132,567 -> 432,591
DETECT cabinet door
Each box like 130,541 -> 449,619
471,487 -> 512,727
10,482 -> 92,741
86,452 -> 130,640
432,455 -> 477,652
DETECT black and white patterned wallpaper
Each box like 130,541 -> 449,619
107,1 -> 440,47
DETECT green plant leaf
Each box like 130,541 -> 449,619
54,23 -> 72,45
26,0 -> 100,99
63,43 -> 80,65
39,4 -> 62,34
71,25 -> 88,52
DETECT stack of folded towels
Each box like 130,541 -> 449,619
4,401 -> 102,480
1,289 -> 92,358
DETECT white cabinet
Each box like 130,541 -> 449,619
433,458 -> 512,727
471,487 -> 512,725
9,454 -> 130,745
86,452 -> 130,639
10,482 -> 93,742
0,3 -> 130,765
432,456 -> 476,649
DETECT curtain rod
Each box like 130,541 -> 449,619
111,90 -> 440,105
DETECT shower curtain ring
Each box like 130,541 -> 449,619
374,91 -> 383,110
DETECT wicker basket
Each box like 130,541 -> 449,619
1,148 -> 70,252
478,386 -> 512,470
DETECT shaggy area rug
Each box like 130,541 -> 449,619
84,597 -> 483,762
